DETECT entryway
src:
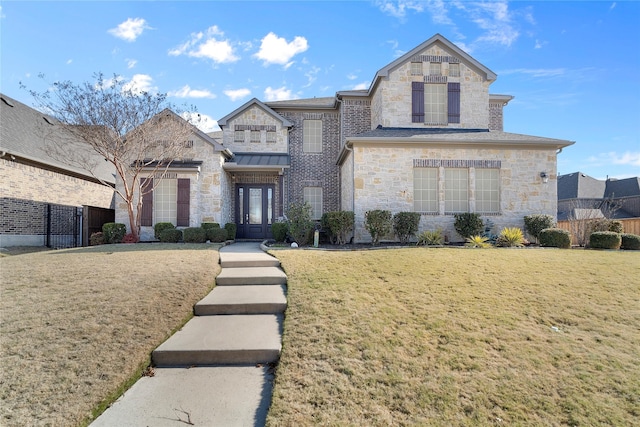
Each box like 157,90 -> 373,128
235,184 -> 274,239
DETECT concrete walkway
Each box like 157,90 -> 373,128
91,242 -> 286,427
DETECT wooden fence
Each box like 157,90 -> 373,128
557,218 -> 640,246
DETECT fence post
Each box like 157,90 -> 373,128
46,203 -> 52,248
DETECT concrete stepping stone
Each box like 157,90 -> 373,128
195,285 -> 287,315
152,314 -> 283,366
216,266 -> 287,286
219,251 -> 281,268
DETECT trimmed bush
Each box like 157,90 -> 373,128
183,227 -> 207,243
90,232 -> 105,246
524,214 -> 555,242
154,222 -> 175,240
417,229 -> 445,246
365,210 -> 392,246
102,222 -> 126,244
454,213 -> 484,239
607,220 -> 624,234
122,233 -> 138,244
495,227 -> 525,247
208,227 -> 228,243
159,228 -> 182,243
621,233 -> 640,250
589,231 -> 621,249
393,212 -> 421,244
539,228 -> 571,248
201,222 -> 220,230
321,211 -> 355,245
272,222 -> 289,242
287,202 -> 313,245
224,223 -> 237,240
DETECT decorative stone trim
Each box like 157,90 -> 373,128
424,75 -> 448,84
411,55 -> 460,63
413,159 -> 502,168
235,124 -> 277,131
342,99 -> 371,106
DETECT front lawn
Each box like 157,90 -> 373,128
267,248 -> 640,426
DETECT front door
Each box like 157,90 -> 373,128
236,184 -> 274,239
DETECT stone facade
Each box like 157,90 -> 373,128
222,105 -> 288,154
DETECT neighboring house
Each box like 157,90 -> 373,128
116,33 -> 575,243
558,172 -> 640,221
0,93 -> 116,247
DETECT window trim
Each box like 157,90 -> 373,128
303,119 -> 323,153
303,186 -> 323,220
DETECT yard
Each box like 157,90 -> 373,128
0,244 -> 221,427
266,248 -> 640,426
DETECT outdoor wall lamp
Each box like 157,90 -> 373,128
540,172 -> 549,183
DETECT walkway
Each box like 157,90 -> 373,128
91,242 -> 287,426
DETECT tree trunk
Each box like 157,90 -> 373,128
127,200 -> 139,241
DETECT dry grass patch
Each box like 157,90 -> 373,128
267,248 -> 640,426
0,243 -> 221,426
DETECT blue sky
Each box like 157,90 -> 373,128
1,1 -> 639,179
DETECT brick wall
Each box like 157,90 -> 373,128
489,102 -> 505,131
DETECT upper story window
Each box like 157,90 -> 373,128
266,131 -> 276,143
429,62 -> 441,76
303,119 -> 322,153
250,130 -> 261,143
424,84 -> 447,125
412,82 -> 460,125
449,63 -> 460,77
234,130 -> 245,143
411,61 -> 423,76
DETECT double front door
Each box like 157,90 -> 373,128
235,184 -> 274,239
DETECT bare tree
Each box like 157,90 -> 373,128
566,196 -> 622,247
23,73 -> 200,241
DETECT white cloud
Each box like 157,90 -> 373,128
108,18 -> 150,42
426,0 -> 453,25
500,68 -> 567,78
347,73 -> 358,81
352,82 -> 370,90
470,1 -> 519,47
182,112 -> 220,133
126,59 -> 137,69
122,74 -> 156,94
590,151 -> 640,167
66,59 -> 72,65
610,2 -> 617,11
168,85 -> 216,99
264,86 -> 295,102
169,26 -> 239,64
224,88 -> 251,102
303,66 -> 320,88
254,32 -> 308,66
376,0 -> 425,19
1,5 -> 6,19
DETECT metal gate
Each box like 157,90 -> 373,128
46,203 -> 82,249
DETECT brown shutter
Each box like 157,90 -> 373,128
412,82 -> 424,123
177,178 -> 190,227
141,178 -> 153,226
448,82 -> 460,124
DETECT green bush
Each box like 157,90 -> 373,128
208,227 -> 228,243
416,229 -> 444,246
607,220 -> 624,234
365,210 -> 392,246
524,214 -> 555,242
465,235 -> 492,248
495,227 -> 525,247
183,227 -> 207,243
271,222 -> 289,242
589,231 -> 621,249
393,212 -> 421,244
154,222 -> 175,240
454,213 -> 484,239
621,233 -> 640,250
589,218 -> 624,235
287,202 -> 313,245
102,222 -> 126,244
224,223 -> 237,240
539,228 -> 571,248
90,232 -> 105,246
159,228 -> 182,243
321,211 -> 355,245
201,222 -> 220,230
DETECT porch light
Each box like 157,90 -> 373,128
540,172 -> 549,183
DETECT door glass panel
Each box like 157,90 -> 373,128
268,188 -> 273,225
249,188 -> 262,224
238,188 -> 244,224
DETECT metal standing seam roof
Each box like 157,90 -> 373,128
225,152 -> 290,168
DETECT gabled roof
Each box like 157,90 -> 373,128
266,97 -> 338,110
605,176 -> 640,198
153,108 -> 229,155
558,172 -> 640,200
217,98 -> 293,127
0,93 -> 115,184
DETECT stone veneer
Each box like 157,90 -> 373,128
222,105 -> 288,154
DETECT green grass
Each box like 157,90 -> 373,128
266,248 -> 640,426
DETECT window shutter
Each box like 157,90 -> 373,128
141,178 -> 153,226
448,82 -> 460,124
177,178 -> 190,227
412,82 -> 424,123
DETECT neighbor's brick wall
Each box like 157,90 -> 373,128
350,144 -> 558,243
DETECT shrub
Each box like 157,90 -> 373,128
495,227 -> 525,247
365,210 -> 392,246
524,214 -> 555,243
271,222 -> 289,242
154,222 -> 175,240
159,228 -> 182,243
621,233 -> 640,250
454,213 -> 484,239
122,233 -> 138,244
321,211 -> 355,245
208,227 -> 228,243
90,232 -> 105,246
539,228 -> 571,248
102,222 -> 126,244
224,223 -> 237,240
589,231 -> 621,249
287,202 -> 313,245
201,222 -> 220,231
417,229 -> 444,246
183,227 -> 207,243
607,220 -> 624,234
465,235 -> 492,248
393,212 -> 421,244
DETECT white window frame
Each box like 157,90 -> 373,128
411,61 -> 423,76
303,187 -> 323,220
303,120 -> 322,153
429,62 -> 441,76
413,168 -> 438,213
250,130 -> 261,143
234,130 -> 245,143
444,168 -> 469,214
448,62 -> 460,77
266,131 -> 276,143
424,84 -> 447,125
475,168 -> 500,214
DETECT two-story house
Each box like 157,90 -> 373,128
119,33 -> 574,243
